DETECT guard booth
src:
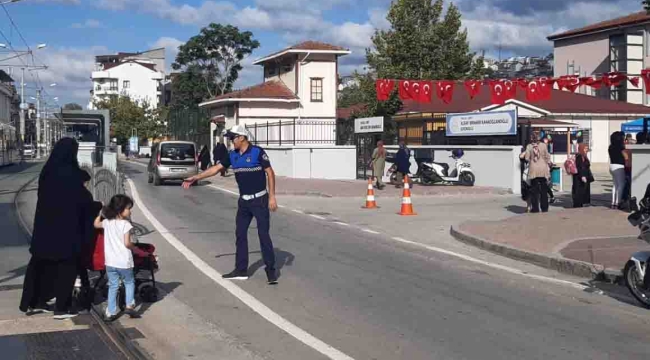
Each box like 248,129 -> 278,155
354,116 -> 385,180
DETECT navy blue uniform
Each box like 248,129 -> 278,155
221,145 -> 276,274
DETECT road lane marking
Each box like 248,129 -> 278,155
310,214 -> 326,220
389,237 -> 588,291
362,229 -> 380,235
126,178 -> 354,360
333,222 -> 349,227
206,184 -> 240,196
292,209 -> 304,214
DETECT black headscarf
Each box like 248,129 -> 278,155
31,138 -> 96,260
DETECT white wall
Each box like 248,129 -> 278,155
630,145 -> 650,201
238,102 -> 299,118
385,145 -> 522,194
265,145 -> 356,180
92,63 -> 163,108
298,54 -> 337,119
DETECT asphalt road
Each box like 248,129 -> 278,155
121,161 -> 650,360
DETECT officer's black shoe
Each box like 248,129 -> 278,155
222,270 -> 249,280
266,270 -> 278,285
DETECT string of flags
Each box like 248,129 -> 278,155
376,70 -> 650,105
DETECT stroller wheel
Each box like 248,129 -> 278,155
139,284 -> 158,303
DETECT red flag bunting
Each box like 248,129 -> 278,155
581,77 -> 602,90
436,80 -> 455,104
538,77 -> 552,100
419,81 -> 433,103
375,79 -> 394,101
525,79 -> 543,102
489,80 -> 508,105
629,77 -> 640,88
464,80 -> 481,99
640,69 -> 650,94
602,72 -> 626,87
517,78 -> 529,90
398,80 -> 414,101
558,75 -> 581,93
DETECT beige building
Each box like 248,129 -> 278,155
548,11 -> 650,105
199,41 -> 350,147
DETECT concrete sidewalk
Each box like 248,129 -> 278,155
451,202 -> 650,279
0,162 -> 129,360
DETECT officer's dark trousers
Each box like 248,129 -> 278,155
235,195 -> 276,273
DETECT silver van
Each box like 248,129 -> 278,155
148,141 -> 198,185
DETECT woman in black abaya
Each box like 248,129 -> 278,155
20,138 -> 97,319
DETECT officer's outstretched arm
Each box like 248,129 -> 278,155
182,164 -> 224,189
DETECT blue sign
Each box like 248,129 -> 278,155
446,110 -> 517,137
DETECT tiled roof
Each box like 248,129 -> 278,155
211,80 -> 298,101
548,11 -> 650,40
399,87 -> 650,115
102,61 -> 156,71
336,104 -> 367,119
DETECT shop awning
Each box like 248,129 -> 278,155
621,118 -> 648,133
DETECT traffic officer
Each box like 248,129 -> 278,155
182,125 -> 278,284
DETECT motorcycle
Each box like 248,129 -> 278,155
625,196 -> 650,307
416,149 -> 475,186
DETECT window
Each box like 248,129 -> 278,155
282,64 -> 292,73
266,66 -> 278,77
109,80 -> 118,91
123,80 -> 130,89
310,78 -> 323,102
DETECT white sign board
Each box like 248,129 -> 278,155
355,116 -> 384,133
446,110 -> 517,137
129,136 -> 139,152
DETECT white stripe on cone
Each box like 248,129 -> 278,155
367,195 -> 375,201
402,197 -> 412,204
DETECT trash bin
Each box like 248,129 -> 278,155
551,166 -> 561,185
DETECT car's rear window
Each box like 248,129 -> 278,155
160,143 -> 195,160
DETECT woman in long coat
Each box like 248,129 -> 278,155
20,138 -> 97,319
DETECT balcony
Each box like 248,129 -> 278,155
91,71 -> 113,80
94,86 -> 119,96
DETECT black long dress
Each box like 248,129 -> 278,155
20,138 -> 96,314
572,155 -> 592,208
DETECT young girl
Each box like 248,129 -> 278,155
94,194 -> 148,321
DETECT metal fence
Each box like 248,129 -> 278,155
246,119 -> 339,146
167,107 -> 211,147
80,150 -> 124,205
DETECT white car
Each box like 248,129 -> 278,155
22,144 -> 35,158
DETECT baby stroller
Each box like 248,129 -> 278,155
89,229 -> 160,311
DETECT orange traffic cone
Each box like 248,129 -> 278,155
397,175 -> 416,216
362,178 -> 379,209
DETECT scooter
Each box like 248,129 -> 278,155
416,149 -> 475,186
625,196 -> 650,307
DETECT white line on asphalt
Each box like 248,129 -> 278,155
292,209 -> 304,214
333,222 -> 350,227
126,178 -> 355,360
362,229 -> 380,235
389,237 -> 589,290
310,214 -> 326,220
206,184 -> 240,196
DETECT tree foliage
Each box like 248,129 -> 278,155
171,24 -> 260,100
644,0 -> 650,14
93,95 -> 166,144
170,65 -> 211,109
63,103 -> 83,110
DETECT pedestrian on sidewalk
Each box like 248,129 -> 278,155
572,143 -> 593,208
93,194 -> 150,321
213,138 -> 228,177
183,125 -> 279,285
20,138 -> 97,319
199,145 -> 211,171
524,132 -> 552,213
371,140 -> 386,190
395,142 -> 410,188
609,131 -> 628,210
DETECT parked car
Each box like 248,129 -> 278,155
22,144 -> 35,158
147,141 -> 198,186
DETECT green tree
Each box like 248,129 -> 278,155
93,95 -> 166,144
366,0 -> 484,80
644,0 -> 650,13
170,65 -> 212,109
172,24 -> 260,99
63,103 -> 83,110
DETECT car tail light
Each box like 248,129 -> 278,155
156,152 -> 161,165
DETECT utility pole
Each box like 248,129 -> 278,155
18,67 -> 25,145
36,88 -> 41,159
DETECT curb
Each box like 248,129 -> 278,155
12,172 -> 152,360
449,225 -> 611,280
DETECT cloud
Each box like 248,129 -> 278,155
28,0 -> 80,3
150,36 -> 184,71
71,19 -> 102,29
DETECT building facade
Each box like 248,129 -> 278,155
548,11 -> 650,105
199,41 -> 350,147
88,48 -> 165,109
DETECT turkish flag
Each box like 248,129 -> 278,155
629,77 -> 640,88
581,77 -> 603,90
398,80 -> 415,101
489,81 -> 508,104
410,81 -> 423,101
517,78 -> 529,90
375,79 -> 394,101
464,80 -> 481,99
419,81 -> 434,103
436,80 -> 455,104
559,75 -> 581,93
525,79 -> 543,102
602,72 -> 626,87
640,69 -> 650,94
502,79 -> 517,99
537,77 -> 552,100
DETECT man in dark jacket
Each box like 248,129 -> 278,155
395,142 -> 411,188
213,140 -> 228,176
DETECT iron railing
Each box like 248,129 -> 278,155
246,119 -> 338,146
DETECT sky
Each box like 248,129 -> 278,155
0,0 -> 643,106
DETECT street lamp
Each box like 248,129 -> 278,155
50,83 -> 56,87
0,44 -> 6,48
36,44 -> 47,49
